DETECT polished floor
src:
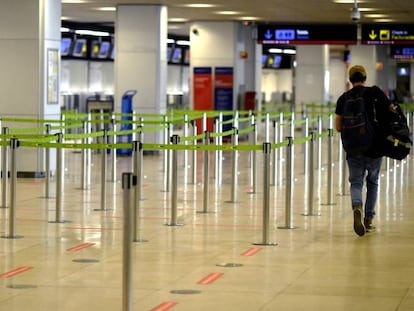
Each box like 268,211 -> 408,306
1,133 -> 414,311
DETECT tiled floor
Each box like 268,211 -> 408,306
1,134 -> 414,311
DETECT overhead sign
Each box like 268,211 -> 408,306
390,45 -> 414,59
361,24 -> 414,44
257,24 -> 357,45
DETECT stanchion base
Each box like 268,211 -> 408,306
165,222 -> 184,226
225,200 -> 239,204
196,211 -> 216,214
93,208 -> 113,212
133,239 -> 149,243
277,226 -> 298,230
252,242 -> 278,246
320,203 -> 337,206
302,213 -> 321,216
48,220 -> 71,224
1,235 -> 24,239
246,191 -> 257,195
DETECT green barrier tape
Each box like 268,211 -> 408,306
1,117 -> 63,123
237,126 -> 255,135
8,126 -> 47,134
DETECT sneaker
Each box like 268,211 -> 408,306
353,206 -> 365,236
364,218 -> 376,232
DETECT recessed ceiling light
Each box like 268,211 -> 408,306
364,14 -> 389,18
238,16 -> 260,21
184,4 -> 215,8
373,19 -> 395,22
215,11 -> 241,15
61,0 -> 88,3
96,7 -> 116,11
168,18 -> 189,22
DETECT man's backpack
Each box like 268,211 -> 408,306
340,89 -> 375,156
379,104 -> 411,160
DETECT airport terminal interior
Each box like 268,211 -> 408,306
1,119 -> 414,311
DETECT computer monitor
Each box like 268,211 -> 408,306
72,39 -> 87,57
61,38 -> 72,56
170,47 -> 182,64
98,42 -> 111,59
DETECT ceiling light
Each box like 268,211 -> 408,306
364,14 -> 389,18
167,38 -> 175,44
215,11 -> 241,15
238,16 -> 259,21
168,18 -> 189,22
268,48 -> 282,53
75,29 -> 110,36
184,4 -> 215,8
60,27 -> 70,32
96,7 -> 116,12
176,40 -> 190,46
283,49 -> 296,55
61,0 -> 88,3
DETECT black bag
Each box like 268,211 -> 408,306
380,104 -> 412,160
340,90 -> 375,156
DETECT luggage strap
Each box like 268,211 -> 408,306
386,135 -> 412,149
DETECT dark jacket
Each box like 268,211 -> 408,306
336,85 -> 391,158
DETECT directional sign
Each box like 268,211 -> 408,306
390,45 -> 414,59
257,24 -> 357,45
361,24 -> 414,45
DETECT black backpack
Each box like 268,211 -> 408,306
340,89 -> 375,156
379,104 -> 412,160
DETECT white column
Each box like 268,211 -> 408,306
295,45 -> 330,107
0,0 -> 60,176
115,5 -> 168,144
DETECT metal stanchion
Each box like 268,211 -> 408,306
248,122 -> 257,194
303,117 -> 309,175
303,132 -> 320,216
183,114 -> 189,169
132,141 -> 147,242
44,124 -> 51,198
271,120 -> 278,186
111,117 -> 117,183
2,139 -> 23,239
95,130 -> 110,211
278,114 -> 284,187
50,133 -> 68,223
317,116 -> 322,169
1,127 -> 9,208
81,120 -> 89,190
341,146 -> 348,196
164,118 -> 171,192
278,137 -> 296,229
191,120 -> 197,185
217,112 -> 223,186
166,135 -> 183,226
122,172 -> 136,311
200,131 -> 210,213
325,129 -> 335,205
227,127 -> 239,203
254,143 -> 277,246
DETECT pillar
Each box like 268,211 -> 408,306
115,5 -> 168,145
0,0 -> 60,176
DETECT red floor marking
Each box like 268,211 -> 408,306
197,272 -> 224,285
67,242 -> 95,252
150,301 -> 178,311
0,266 -> 33,278
241,247 -> 262,257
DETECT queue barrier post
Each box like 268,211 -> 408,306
44,124 -> 51,198
50,133 -> 68,224
228,127 -> 239,203
95,130 -> 109,211
1,138 -> 23,239
303,132 -> 320,216
122,172 -> 136,311
132,140 -> 147,243
200,131 -> 210,213
1,127 -> 9,208
278,137 -> 297,229
166,135 -> 183,226
326,128 -> 335,205
253,142 -> 277,246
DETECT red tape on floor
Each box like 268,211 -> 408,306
67,242 -> 95,252
241,247 -> 262,256
197,272 -> 224,285
0,266 -> 33,278
150,301 -> 178,311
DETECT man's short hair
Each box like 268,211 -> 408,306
349,65 -> 367,83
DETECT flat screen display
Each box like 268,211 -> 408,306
171,47 -> 182,64
61,38 -> 72,56
98,42 -> 111,59
72,39 -> 87,57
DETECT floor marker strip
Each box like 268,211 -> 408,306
197,272 -> 224,285
150,301 -> 178,311
67,242 -> 95,252
241,247 -> 262,256
0,266 -> 33,278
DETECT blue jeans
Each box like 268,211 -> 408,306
347,156 -> 382,220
